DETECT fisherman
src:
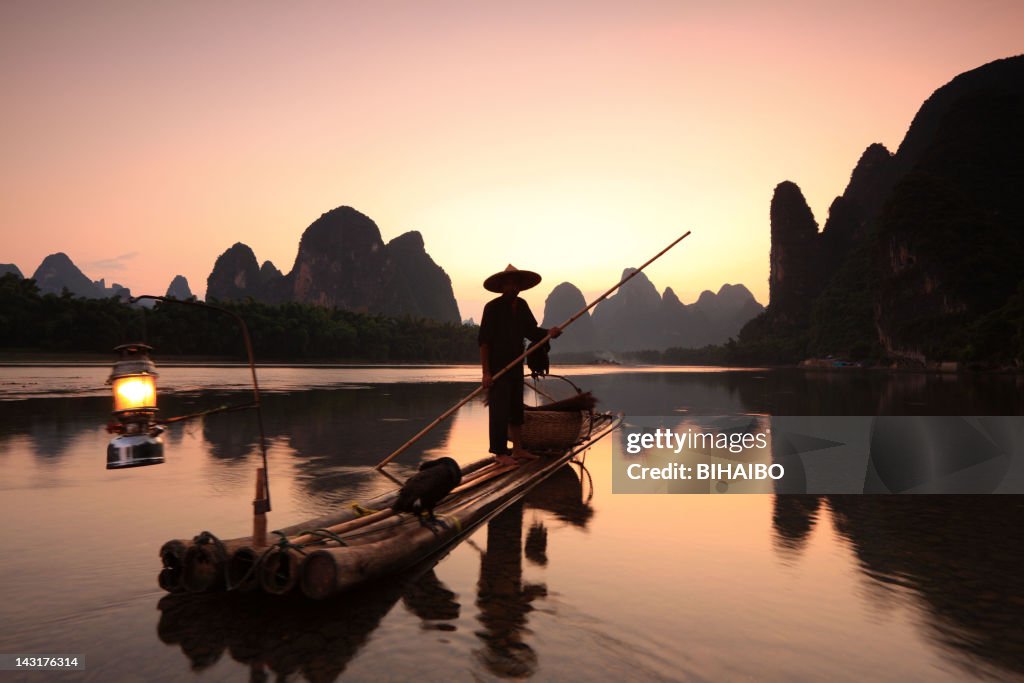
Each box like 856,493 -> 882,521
479,265 -> 561,466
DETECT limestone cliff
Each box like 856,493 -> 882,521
165,275 -> 193,300
541,282 -> 596,352
206,206 -> 460,323
542,275 -> 763,352
747,55 -> 1024,363
380,230 -> 460,323
768,182 -> 819,328
206,243 -> 262,302
32,253 -> 103,298
0,264 -> 22,279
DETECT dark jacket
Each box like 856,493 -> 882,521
478,295 -> 547,371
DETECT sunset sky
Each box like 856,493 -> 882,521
2,1 -> 1021,323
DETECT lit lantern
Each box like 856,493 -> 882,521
107,343 -> 164,469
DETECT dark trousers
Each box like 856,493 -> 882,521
488,370 -> 524,455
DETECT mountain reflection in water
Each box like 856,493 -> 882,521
198,384 -> 474,505
773,495 -> 1024,679
2,367 -> 1022,681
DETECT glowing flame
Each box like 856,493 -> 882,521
113,375 -> 157,412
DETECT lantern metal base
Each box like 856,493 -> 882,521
107,433 -> 165,469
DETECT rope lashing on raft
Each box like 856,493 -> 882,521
269,530 -> 309,555
193,530 -> 227,554
223,513 -> 430,590
350,503 -> 380,517
223,530 -> 308,591
225,543 -> 274,591
223,527 -> 350,591
193,530 -> 249,591
293,528 -> 349,546
428,513 -> 462,534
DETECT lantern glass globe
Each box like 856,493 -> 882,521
113,374 -> 157,413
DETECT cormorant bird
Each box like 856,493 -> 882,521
392,457 -> 462,527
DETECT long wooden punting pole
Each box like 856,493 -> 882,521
374,231 -> 691,470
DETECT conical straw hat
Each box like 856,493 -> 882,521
483,264 -> 542,293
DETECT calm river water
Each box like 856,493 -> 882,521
0,365 -> 1022,682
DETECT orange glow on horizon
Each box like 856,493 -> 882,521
2,2 -> 1022,324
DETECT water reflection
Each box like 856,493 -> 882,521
771,495 -> 822,557
0,396 -> 109,462
773,495 -> 1024,679
474,501 -> 547,678
473,465 -> 595,677
199,384 -> 470,463
520,461 -> 593,528
401,569 -> 461,629
0,383 -> 471,464
725,369 -> 1024,417
572,369 -> 1024,417
157,464 -> 593,680
158,573 -> 419,682
6,370 -> 1020,470
5,368 -> 1024,681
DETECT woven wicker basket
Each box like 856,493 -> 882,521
521,410 -> 584,451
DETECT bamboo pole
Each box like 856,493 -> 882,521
300,480 -> 506,598
259,546 -> 301,595
374,231 -> 691,470
302,416 -> 621,599
458,462 -> 501,483
167,457 -> 496,594
183,538 -> 249,593
450,464 -> 518,494
226,546 -> 262,592
253,468 -> 268,548
158,539 -> 189,593
284,456 -> 496,544
288,508 -> 395,546
170,457 -> 501,593
172,487 -> 402,593
287,462 -> 518,548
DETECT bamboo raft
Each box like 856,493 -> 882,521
159,410 -> 620,600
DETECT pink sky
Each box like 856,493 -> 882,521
2,1 -> 1021,323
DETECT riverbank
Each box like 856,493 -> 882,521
0,350 -> 473,367
4,350 -> 1019,375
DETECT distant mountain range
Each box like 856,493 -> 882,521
745,54 -> 1024,365
6,206 -> 763,348
3,206 -> 462,325
0,264 -> 23,279
541,272 -> 763,352
29,253 -> 131,300
206,206 -> 462,324
2,254 -> 194,305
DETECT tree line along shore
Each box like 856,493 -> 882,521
2,274 -> 1019,370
